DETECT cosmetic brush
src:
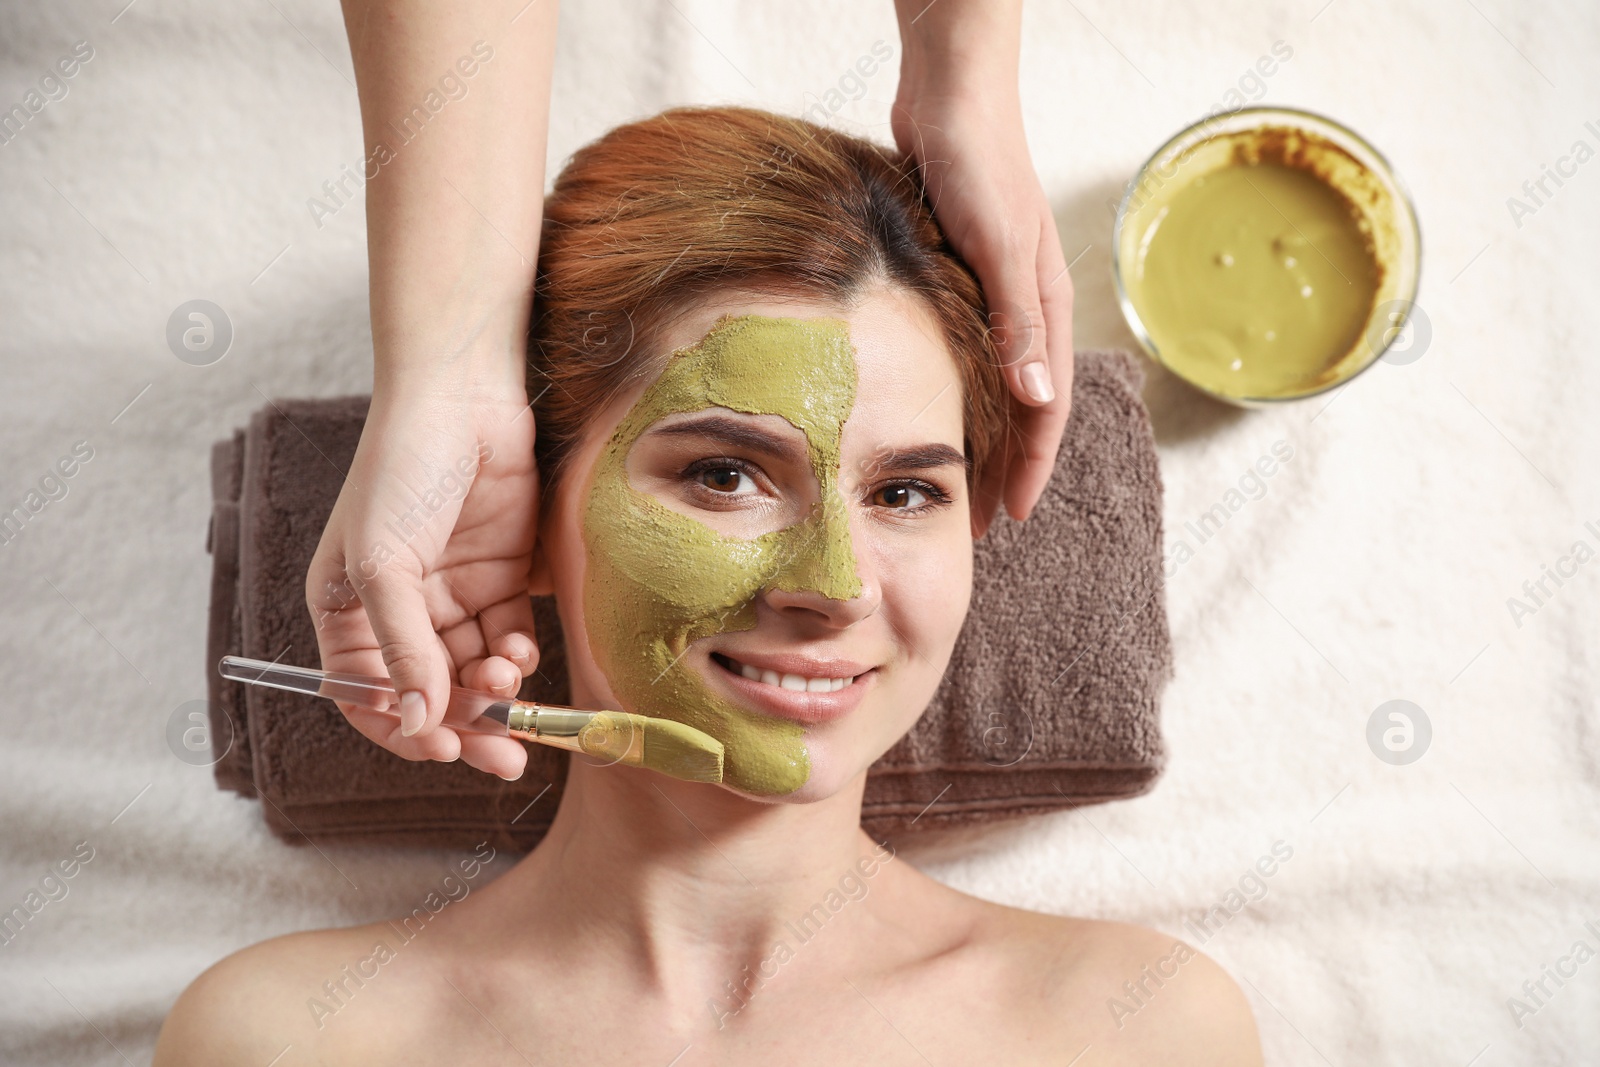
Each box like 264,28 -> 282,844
218,655 -> 724,784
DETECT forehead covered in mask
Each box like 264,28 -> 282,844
579,315 -> 862,794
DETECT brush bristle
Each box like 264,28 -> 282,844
641,718 -> 725,784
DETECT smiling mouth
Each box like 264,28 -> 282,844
709,651 -> 858,693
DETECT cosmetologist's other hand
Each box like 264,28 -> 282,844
891,0 -> 1075,539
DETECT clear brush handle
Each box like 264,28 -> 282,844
217,655 -> 514,736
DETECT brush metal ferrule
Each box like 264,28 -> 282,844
503,702 -> 541,735
504,703 -> 647,769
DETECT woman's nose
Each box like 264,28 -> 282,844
762,574 -> 881,628
761,493 -> 880,627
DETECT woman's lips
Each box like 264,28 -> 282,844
705,651 -> 874,726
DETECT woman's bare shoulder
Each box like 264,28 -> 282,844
963,897 -> 1264,1066
152,921 -> 420,1066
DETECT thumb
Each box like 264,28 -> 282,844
966,229 -> 1054,408
357,562 -> 451,738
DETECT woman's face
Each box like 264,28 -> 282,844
531,286 -> 973,802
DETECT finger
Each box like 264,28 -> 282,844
356,562 -> 454,739
961,218 -> 1058,525
478,593 -> 540,674
316,632 -> 463,761
963,223 -> 1049,407
439,588 -> 539,689
309,558 -> 460,761
457,732 -> 529,781
380,716 -> 462,761
490,631 -> 540,677
335,700 -> 462,761
441,612 -> 492,682
462,654 -> 525,696
1003,400 -> 1068,526
1005,211 -> 1077,522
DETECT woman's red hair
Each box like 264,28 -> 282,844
528,105 -> 1011,502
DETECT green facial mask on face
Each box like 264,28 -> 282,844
579,314 -> 862,795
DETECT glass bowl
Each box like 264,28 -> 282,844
1111,105 -> 1421,406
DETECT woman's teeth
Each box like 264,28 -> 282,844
721,655 -> 854,693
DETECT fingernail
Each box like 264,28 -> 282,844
498,769 -> 523,782
1021,361 -> 1055,404
399,690 -> 427,737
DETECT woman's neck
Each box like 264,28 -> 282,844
472,757 -> 896,1005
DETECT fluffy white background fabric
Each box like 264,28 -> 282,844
2,0 -> 1596,1063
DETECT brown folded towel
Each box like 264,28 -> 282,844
205,349 -> 1171,850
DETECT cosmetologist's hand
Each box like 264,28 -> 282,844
306,0 -> 558,780
306,374 -> 539,782
891,0 -> 1075,538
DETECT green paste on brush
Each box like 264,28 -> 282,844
580,315 -> 862,795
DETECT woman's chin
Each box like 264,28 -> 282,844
707,742 -> 865,805
711,780 -> 842,806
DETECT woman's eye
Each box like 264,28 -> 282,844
871,483 -> 927,510
700,466 -> 746,493
694,464 -> 755,495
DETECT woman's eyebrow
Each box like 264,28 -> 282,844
646,414 -> 802,458
646,415 -> 968,472
865,443 -> 971,473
